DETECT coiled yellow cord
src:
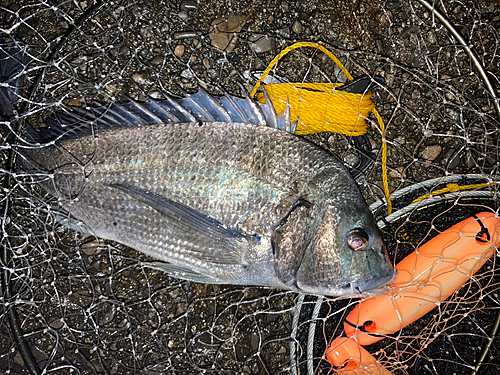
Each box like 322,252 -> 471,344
252,42 -> 392,214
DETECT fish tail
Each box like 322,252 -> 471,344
0,37 -> 41,143
0,37 -> 27,121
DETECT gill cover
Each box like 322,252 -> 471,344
271,198 -> 314,287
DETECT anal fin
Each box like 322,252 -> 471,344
144,262 -> 224,284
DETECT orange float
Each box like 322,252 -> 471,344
344,212 -> 500,346
326,337 -> 392,374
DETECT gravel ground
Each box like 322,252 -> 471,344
1,0 -> 500,374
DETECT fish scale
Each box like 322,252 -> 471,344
59,123 -> 321,234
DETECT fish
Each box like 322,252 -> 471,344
0,40 -> 394,296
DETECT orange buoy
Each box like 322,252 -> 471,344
326,337 -> 393,374
344,212 -> 500,346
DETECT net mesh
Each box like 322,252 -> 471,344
0,0 -> 499,374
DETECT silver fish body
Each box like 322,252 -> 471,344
19,116 -> 393,296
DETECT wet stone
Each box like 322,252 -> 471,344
277,25 -> 291,39
389,166 -> 406,179
173,31 -> 199,40
465,152 -> 476,168
139,48 -> 152,60
394,136 -> 405,146
140,26 -> 154,39
209,14 -> 246,53
202,57 -> 210,69
132,72 -> 151,86
343,153 -> 358,166
48,317 -> 64,330
180,68 -> 193,78
14,352 -> 24,366
248,34 -> 276,54
179,0 -> 197,12
441,148 -> 460,169
119,44 -> 130,57
150,55 -> 164,66
385,128 -> 397,140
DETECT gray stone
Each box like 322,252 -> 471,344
248,34 -> 276,54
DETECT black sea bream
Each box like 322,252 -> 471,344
1,43 -> 394,296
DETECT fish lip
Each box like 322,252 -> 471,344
294,262 -> 397,297
350,270 -> 397,294
295,271 -> 397,297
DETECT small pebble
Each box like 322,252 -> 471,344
292,19 -> 302,34
174,45 -> 185,57
180,0 -> 197,12
421,145 -> 442,161
343,153 -> 358,166
132,72 -> 150,85
277,26 -> 291,39
423,129 -> 433,137
48,317 -> 64,330
14,352 -> 24,366
202,58 -> 210,69
178,11 -> 188,21
68,97 -> 84,107
180,68 -> 193,78
150,55 -> 164,66
106,84 -> 117,95
209,14 -> 246,53
394,136 -> 405,146
389,166 -> 406,179
173,31 -> 198,40
465,152 -> 475,168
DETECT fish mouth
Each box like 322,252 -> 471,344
295,271 -> 397,297
349,270 -> 397,294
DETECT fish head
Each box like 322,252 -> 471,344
274,198 -> 394,296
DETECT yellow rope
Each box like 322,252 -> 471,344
255,83 -> 375,135
250,42 -> 353,98
372,108 -> 391,213
252,42 -> 393,214
411,183 -> 490,204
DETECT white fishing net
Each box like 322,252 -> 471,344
0,0 -> 499,374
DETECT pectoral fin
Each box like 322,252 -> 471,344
108,183 -> 259,265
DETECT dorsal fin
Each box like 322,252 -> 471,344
34,85 -> 297,142
259,85 -> 279,130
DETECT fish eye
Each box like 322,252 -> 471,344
347,228 -> 369,251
